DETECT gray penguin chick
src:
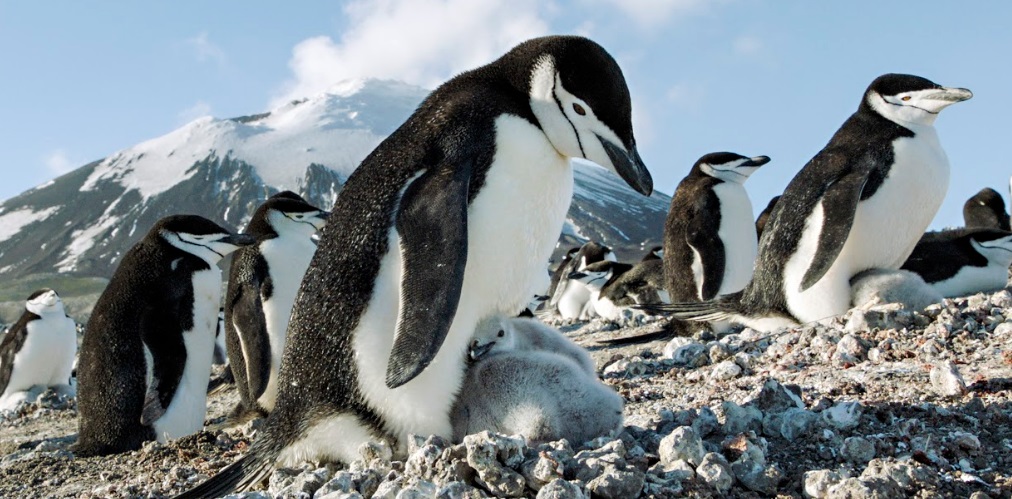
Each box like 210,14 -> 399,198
451,349 -> 623,444
850,268 -> 944,311
468,315 -> 596,376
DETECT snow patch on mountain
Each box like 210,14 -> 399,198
0,207 -> 61,240
79,79 -> 427,202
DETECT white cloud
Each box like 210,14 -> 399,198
44,149 -> 75,174
271,0 -> 552,106
591,0 -> 709,30
186,32 -> 226,65
733,35 -> 763,57
177,101 -> 213,124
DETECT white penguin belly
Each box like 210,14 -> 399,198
713,182 -> 758,295
152,268 -> 220,442
784,129 -> 949,324
930,264 -> 1009,298
1,317 -> 77,397
256,237 -> 316,411
280,115 -> 574,465
557,282 -> 591,319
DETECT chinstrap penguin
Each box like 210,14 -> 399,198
568,260 -> 636,321
963,187 -> 1010,231
850,268 -> 943,311
449,349 -> 623,445
224,191 -> 328,421
549,241 -> 617,320
645,74 -> 972,331
902,228 -> 1012,298
662,152 -> 769,304
467,314 -> 596,376
0,289 -> 77,410
75,215 -> 254,457
177,35 -> 651,496
545,246 -> 580,308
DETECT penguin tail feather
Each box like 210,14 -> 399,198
634,298 -> 734,322
172,448 -> 273,498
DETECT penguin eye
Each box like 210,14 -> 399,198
901,96 -> 911,102
497,330 -> 505,338
572,103 -> 586,116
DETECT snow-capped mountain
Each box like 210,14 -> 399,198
0,79 -> 669,282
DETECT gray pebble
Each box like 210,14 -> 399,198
695,452 -> 733,493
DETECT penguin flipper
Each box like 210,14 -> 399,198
386,159 -> 472,389
800,170 -> 870,291
139,317 -> 187,426
686,202 -> 725,301
0,317 -> 29,395
230,283 -> 271,400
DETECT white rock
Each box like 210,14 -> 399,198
709,360 -> 741,381
929,361 -> 967,397
821,401 -> 862,430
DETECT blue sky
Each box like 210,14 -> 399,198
1,1 -> 1009,229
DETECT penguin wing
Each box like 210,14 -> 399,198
139,311 -> 188,426
799,162 -> 876,291
0,314 -> 31,395
385,158 -> 472,389
229,281 -> 271,400
685,197 -> 725,301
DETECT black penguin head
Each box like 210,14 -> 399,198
512,36 -> 652,196
643,246 -> 664,261
575,241 -> 616,270
968,229 -> 1012,267
155,214 -> 256,264
692,152 -> 770,184
755,195 -> 781,238
251,191 -> 330,238
964,187 -> 1010,231
863,73 -> 972,126
568,259 -> 618,288
25,288 -> 64,316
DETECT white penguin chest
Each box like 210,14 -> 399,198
151,267 -> 220,442
845,129 -> 949,269
932,263 -> 1009,298
257,236 -> 317,410
712,182 -> 758,294
3,316 -> 76,395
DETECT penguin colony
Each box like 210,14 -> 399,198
3,35 -> 1008,497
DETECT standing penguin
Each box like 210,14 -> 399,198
963,188 -> 1010,231
902,228 -> 1012,297
549,241 -> 617,319
178,35 -> 650,496
224,191 -> 328,421
75,215 -> 254,457
0,289 -> 76,408
647,74 -> 971,330
662,152 -> 769,305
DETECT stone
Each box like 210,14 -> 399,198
695,453 -> 733,494
585,465 -> 645,499
720,401 -> 762,435
435,482 -> 486,499
746,378 -> 804,413
840,436 -> 876,464
778,408 -> 818,441
803,470 -> 842,498
709,360 -> 741,381
536,479 -> 587,499
929,361 -> 967,397
821,401 -> 862,431
658,426 -> 705,467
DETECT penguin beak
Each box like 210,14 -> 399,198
469,340 -> 495,361
223,234 -> 257,247
744,156 -> 771,167
596,136 -> 653,197
925,86 -> 973,103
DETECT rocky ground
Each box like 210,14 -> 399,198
2,290 -> 1012,498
